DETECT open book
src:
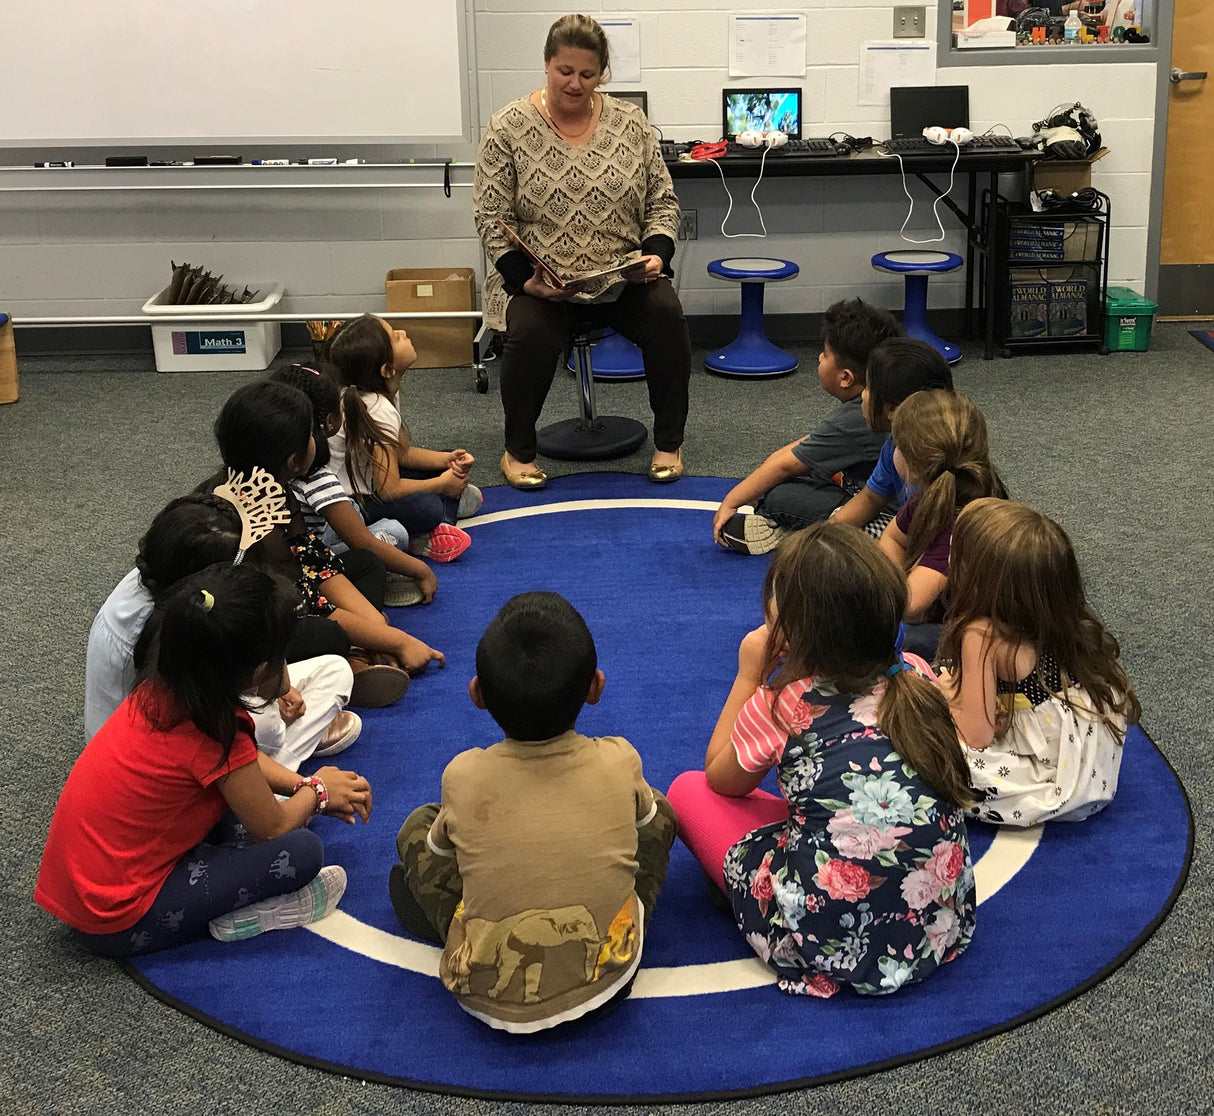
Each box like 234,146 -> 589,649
496,219 -> 640,290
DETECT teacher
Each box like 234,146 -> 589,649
473,13 -> 692,489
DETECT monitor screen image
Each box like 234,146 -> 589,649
722,88 -> 802,139
612,90 -> 649,115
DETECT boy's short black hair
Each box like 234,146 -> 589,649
475,592 -> 598,741
865,338 -> 955,418
822,298 -> 902,382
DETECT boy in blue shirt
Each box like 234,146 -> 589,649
713,299 -> 900,555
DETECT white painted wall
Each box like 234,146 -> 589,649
0,2 -> 1156,325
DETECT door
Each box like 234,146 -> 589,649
1158,0 -> 1214,314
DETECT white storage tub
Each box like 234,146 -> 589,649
142,281 -> 284,372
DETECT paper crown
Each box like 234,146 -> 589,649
212,466 -> 292,564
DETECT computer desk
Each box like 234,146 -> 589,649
666,148 -> 1038,360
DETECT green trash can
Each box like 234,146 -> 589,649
1104,287 -> 1158,352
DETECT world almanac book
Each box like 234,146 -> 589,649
1008,271 -> 1049,339
1047,278 -> 1090,337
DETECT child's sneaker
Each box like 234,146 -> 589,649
456,484 -> 484,520
720,513 -> 787,556
208,865 -> 347,942
384,574 -> 426,607
409,524 -> 471,563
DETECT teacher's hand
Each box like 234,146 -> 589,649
623,254 -> 663,284
523,265 -> 582,302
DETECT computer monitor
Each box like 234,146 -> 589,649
889,85 -> 970,140
612,90 -> 649,115
721,88 -> 802,140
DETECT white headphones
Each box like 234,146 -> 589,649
923,126 -> 974,146
736,130 -> 788,149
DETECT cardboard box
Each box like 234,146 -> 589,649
1030,147 -> 1108,195
142,282 -> 283,372
384,268 -> 475,369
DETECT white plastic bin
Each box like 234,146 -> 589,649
142,282 -> 284,372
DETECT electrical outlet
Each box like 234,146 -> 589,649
678,209 -> 697,240
893,5 -> 926,37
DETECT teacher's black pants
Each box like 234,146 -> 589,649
500,279 -> 692,463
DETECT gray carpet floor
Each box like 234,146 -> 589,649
3,324 -> 1211,1114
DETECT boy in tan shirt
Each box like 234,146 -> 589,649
390,592 -> 676,1032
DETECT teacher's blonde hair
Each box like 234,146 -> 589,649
544,15 -> 611,80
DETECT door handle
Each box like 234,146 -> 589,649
1171,68 -> 1208,83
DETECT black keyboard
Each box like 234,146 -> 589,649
885,135 -> 1023,156
723,137 -> 840,158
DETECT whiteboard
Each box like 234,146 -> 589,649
2,0 -> 470,147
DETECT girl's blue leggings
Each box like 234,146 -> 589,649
362,469 -> 458,537
74,816 -> 323,957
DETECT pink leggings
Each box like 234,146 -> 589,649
666,771 -> 787,892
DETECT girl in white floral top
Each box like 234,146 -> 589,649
668,522 -> 977,997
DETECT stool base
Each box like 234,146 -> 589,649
537,416 -> 648,460
706,336 -> 799,378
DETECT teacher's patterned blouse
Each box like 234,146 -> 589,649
724,669 -> 977,996
472,93 -> 680,331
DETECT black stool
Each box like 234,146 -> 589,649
536,313 -> 648,460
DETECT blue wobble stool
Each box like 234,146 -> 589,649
705,257 -> 800,377
871,249 -> 964,364
565,328 -> 645,381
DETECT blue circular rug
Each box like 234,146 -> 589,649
125,474 -> 1192,1102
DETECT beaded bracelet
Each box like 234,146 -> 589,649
293,775 -> 328,815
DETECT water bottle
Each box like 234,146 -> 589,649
1064,10 -> 1081,40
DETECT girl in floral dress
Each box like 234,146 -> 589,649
667,523 -> 977,997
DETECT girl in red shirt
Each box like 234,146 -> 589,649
36,563 -> 372,956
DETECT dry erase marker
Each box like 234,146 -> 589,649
252,159 -> 291,166
305,158 -> 338,165
34,161 -> 74,168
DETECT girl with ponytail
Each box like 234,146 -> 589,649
38,564 -> 372,956
879,389 -> 1005,658
667,523 -> 976,998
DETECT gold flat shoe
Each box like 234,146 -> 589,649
648,450 -> 684,484
500,452 -> 547,490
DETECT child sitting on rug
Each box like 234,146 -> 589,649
713,298 -> 901,554
878,390 -> 1006,660
831,338 -> 955,539
388,592 -> 677,1032
38,563 -> 371,957
85,493 -> 360,767
327,314 -> 480,563
204,380 -> 445,695
269,362 -> 439,609
667,522 -> 976,998
937,499 -> 1140,826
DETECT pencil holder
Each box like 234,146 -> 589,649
0,313 -> 18,404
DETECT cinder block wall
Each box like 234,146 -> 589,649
0,1 -> 1156,335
